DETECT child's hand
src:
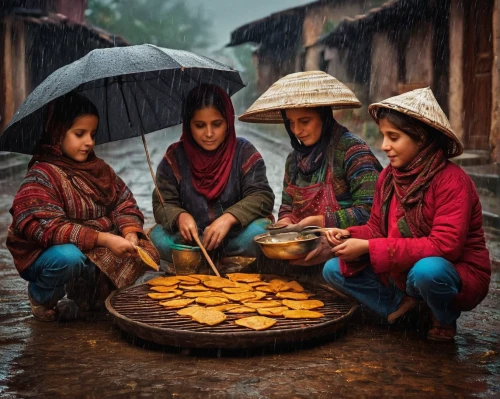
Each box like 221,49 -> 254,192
325,228 -> 350,247
99,233 -> 138,258
124,232 -> 139,246
177,212 -> 199,244
331,238 -> 368,262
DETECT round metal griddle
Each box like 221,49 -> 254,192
105,282 -> 358,349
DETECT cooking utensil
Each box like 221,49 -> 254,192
192,235 -> 221,277
253,232 -> 321,260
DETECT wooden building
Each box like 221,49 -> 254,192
318,0 -> 499,162
0,0 -> 128,131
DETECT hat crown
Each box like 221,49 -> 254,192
239,71 -> 361,123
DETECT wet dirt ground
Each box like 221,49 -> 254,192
0,125 -> 499,398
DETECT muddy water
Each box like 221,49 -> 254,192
0,125 -> 498,398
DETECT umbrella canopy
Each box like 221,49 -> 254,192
0,44 -> 245,154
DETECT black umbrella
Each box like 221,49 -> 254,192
0,44 -> 245,155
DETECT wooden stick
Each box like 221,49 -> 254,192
192,235 -> 221,277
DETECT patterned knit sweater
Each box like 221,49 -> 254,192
7,161 -> 159,288
279,132 -> 382,228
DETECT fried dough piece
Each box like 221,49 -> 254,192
282,299 -> 324,310
226,273 -> 262,283
257,306 -> 290,316
226,306 -> 257,314
235,316 -> 277,331
136,246 -> 159,271
283,310 -> 324,319
196,297 -> 229,306
203,279 -> 238,289
209,304 -> 241,312
159,298 -> 195,308
177,306 -> 205,316
147,276 -> 179,287
286,281 -> 305,293
176,276 -> 200,285
190,308 -> 227,326
276,292 -> 311,300
244,300 -> 282,309
255,286 -> 274,293
224,292 -> 257,302
182,291 -> 227,298
179,284 -> 212,291
188,274 -> 215,281
269,279 -> 291,293
222,285 -> 253,294
242,291 -> 267,301
147,290 -> 183,300
150,285 -> 179,293
248,281 -> 270,287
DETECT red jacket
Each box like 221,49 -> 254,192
345,162 -> 491,311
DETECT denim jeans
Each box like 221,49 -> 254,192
323,256 -> 462,325
150,218 -> 271,262
21,244 -> 95,306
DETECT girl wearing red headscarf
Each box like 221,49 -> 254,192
150,85 -> 274,267
316,88 -> 490,342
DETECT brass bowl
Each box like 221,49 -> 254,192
171,244 -> 208,275
253,232 -> 321,260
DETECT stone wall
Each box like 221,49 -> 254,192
448,1 -> 464,143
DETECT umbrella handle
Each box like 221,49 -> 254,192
140,130 -> 164,206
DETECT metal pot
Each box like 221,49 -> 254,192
253,232 -> 321,260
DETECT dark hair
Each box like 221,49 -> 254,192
377,108 -> 447,150
43,92 -> 99,146
183,85 -> 226,126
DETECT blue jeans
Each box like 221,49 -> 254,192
20,244 -> 95,306
150,218 -> 271,262
323,256 -> 462,325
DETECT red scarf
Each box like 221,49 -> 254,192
180,86 -> 237,201
380,146 -> 446,237
28,145 -> 118,207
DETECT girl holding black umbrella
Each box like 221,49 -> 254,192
7,93 -> 160,322
149,84 -> 275,270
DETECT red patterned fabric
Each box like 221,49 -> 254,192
7,159 -> 159,288
345,162 -> 491,311
181,85 -> 237,200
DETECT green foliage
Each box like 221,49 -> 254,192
86,0 -> 213,50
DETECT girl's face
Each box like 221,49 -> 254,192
190,106 -> 228,151
60,115 -> 98,162
285,108 -> 323,147
379,118 -> 422,169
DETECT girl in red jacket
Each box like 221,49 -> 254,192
320,88 -> 491,342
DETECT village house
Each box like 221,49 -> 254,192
227,0 -> 385,94
0,0 -> 127,131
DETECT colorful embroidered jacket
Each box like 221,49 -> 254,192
279,132 -> 382,228
7,161 -> 158,288
153,137 -> 275,231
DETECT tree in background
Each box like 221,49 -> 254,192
86,0 -> 212,51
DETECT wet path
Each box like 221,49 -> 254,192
0,125 -> 498,398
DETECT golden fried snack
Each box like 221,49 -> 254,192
222,285 -> 253,294
235,316 -> 277,330
135,246 -> 159,271
204,279 -> 238,289
244,300 -> 283,309
209,304 -> 241,312
242,292 -> 267,301
196,297 -> 229,306
147,290 -> 183,300
283,310 -> 324,319
159,298 -> 195,308
224,292 -> 257,302
176,276 -> 201,285
150,285 -> 179,293
255,286 -> 274,293
281,299 -> 324,310
188,274 -> 215,281
276,292 -> 311,300
226,306 -> 257,314
248,281 -> 270,287
226,273 -> 262,283
182,291 -> 227,298
257,306 -> 290,316
147,276 -> 179,286
190,308 -> 227,326
177,306 -> 205,316
286,281 -> 305,293
179,284 -> 212,291
269,279 -> 291,293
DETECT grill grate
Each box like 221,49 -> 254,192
106,281 -> 358,348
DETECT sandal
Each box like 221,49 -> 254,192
388,296 -> 419,324
427,314 -> 456,342
28,293 -> 58,322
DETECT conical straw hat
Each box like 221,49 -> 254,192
368,87 -> 463,158
239,71 -> 361,123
